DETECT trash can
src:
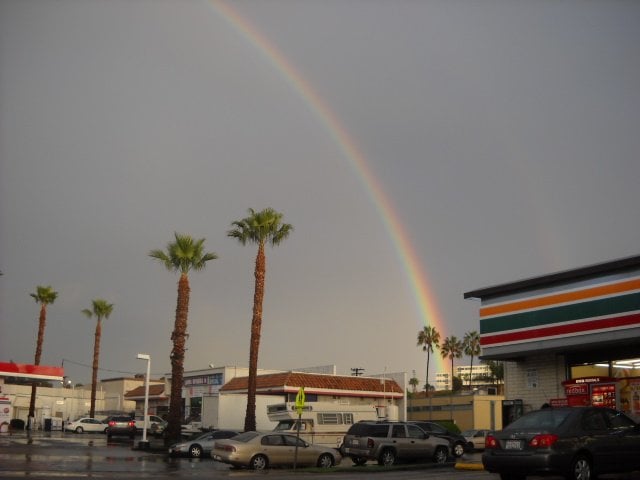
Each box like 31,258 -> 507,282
44,418 -> 52,431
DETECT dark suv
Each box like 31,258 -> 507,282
341,421 -> 450,466
408,421 -> 471,457
104,415 -> 136,439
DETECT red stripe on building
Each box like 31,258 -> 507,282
481,312 -> 640,346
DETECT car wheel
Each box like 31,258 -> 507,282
352,456 -> 367,466
433,446 -> 448,464
75,427 -> 84,434
567,454 -> 592,480
189,444 -> 202,458
250,454 -> 268,470
453,441 -> 465,457
317,453 -> 334,468
378,448 -> 396,466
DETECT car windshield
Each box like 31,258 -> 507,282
504,409 -> 572,431
232,432 -> 260,443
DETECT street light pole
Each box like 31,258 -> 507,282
136,353 -> 151,449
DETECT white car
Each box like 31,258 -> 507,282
461,428 -> 491,450
65,417 -> 107,434
134,414 -> 165,433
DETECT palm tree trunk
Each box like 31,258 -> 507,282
28,305 -> 47,420
90,318 -> 102,418
426,351 -> 432,420
167,273 -> 190,441
244,243 -> 266,432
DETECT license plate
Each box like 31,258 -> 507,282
505,439 -> 523,450
350,439 -> 359,446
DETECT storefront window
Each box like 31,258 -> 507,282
570,358 -> 640,379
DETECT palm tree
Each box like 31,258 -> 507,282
408,377 -> 419,394
416,326 -> 440,396
150,233 -> 217,440
28,285 -> 58,427
463,330 -> 481,389
228,208 -> 293,432
82,299 -> 114,418
441,335 -> 463,419
441,335 -> 463,390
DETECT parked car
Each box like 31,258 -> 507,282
181,421 -> 204,436
341,421 -> 450,466
461,428 -> 491,450
150,419 -> 168,437
104,415 -> 136,439
169,429 -> 239,458
482,406 -> 640,480
64,417 -> 107,434
133,415 -> 165,433
213,431 -> 341,470
408,421 -> 471,457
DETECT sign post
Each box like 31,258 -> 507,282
293,387 -> 305,470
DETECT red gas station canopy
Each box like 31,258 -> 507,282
0,362 -> 64,381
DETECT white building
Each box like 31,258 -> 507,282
435,364 -> 492,390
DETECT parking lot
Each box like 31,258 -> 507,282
0,429 -> 479,479
2,430 -> 640,480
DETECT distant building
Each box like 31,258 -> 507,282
435,364 -> 494,390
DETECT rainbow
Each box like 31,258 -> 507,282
209,1 -> 448,375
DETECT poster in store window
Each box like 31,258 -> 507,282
0,397 -> 11,432
618,377 -> 640,421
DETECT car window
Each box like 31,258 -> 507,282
582,410 -> 607,431
392,425 -> 406,438
504,410 -> 571,430
407,424 -> 425,439
262,435 -> 285,446
233,432 -> 260,442
283,435 -> 306,447
603,409 -> 637,430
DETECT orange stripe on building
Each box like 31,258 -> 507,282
480,278 -> 640,318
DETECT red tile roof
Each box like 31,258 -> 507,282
124,384 -> 166,399
220,372 -> 403,398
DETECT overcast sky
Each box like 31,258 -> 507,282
1,0 -> 639,387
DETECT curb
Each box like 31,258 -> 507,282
455,461 -> 484,471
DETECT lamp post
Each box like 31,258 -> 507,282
136,353 -> 151,449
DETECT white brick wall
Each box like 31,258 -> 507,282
504,353 -> 567,412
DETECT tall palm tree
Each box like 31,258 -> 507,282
149,233 -> 217,440
82,299 -> 114,418
441,335 -> 463,391
228,208 -> 293,432
28,285 -> 58,426
416,326 -> 440,396
441,335 -> 463,419
463,330 -> 481,389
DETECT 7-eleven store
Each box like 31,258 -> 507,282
465,255 -> 640,424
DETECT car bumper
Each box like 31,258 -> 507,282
482,451 -> 570,475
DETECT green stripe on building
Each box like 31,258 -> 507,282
480,292 -> 640,335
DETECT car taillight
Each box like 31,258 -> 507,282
223,445 -> 236,452
529,434 -> 558,448
108,421 -> 116,427
485,434 -> 499,449
367,438 -> 375,448
128,421 -> 135,427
